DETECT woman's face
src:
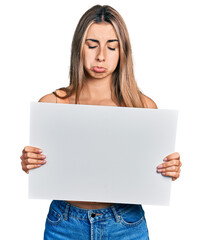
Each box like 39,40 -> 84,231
83,22 -> 120,81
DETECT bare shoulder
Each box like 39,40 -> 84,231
38,93 -> 56,103
141,94 -> 158,109
38,89 -> 68,103
55,89 -> 67,97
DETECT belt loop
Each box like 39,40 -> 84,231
63,202 -> 70,221
110,205 -> 121,222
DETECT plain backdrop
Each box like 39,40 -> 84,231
0,0 -> 201,239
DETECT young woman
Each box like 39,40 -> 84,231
20,5 -> 182,239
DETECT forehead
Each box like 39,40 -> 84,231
86,22 -> 118,40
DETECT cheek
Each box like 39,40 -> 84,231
84,51 -> 94,68
109,52 -> 119,69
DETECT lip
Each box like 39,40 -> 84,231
92,66 -> 106,73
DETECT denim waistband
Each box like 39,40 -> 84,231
53,200 -> 140,222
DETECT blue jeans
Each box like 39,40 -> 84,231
44,200 -> 149,240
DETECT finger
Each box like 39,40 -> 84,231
164,152 -> 180,161
23,152 -> 46,160
157,166 -> 180,173
161,171 -> 180,179
25,158 -> 46,165
27,164 -> 42,170
157,159 -> 180,169
22,146 -> 43,154
21,161 -> 29,174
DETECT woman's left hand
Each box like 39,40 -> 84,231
157,152 -> 182,181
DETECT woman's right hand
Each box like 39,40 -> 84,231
20,146 -> 47,174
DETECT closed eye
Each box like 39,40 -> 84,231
108,47 -> 116,51
88,46 -> 97,49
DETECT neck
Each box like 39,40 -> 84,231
81,75 -> 112,100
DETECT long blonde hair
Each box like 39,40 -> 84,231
53,5 -> 145,108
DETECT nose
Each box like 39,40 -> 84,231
96,47 -> 105,62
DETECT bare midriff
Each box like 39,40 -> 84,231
66,201 -> 115,209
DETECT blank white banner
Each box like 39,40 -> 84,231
29,102 -> 178,205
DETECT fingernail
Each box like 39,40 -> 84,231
38,149 -> 43,153
162,173 -> 166,175
163,157 -> 167,161
157,169 -> 162,172
41,155 -> 46,159
42,160 -> 46,164
158,164 -> 163,168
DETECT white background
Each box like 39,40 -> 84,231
0,0 -> 201,239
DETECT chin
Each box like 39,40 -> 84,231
87,70 -> 107,78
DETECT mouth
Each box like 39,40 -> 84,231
92,66 -> 106,73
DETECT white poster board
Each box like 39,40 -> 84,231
29,102 -> 178,206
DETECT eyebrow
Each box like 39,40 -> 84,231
86,38 -> 119,43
